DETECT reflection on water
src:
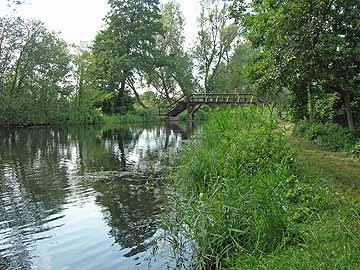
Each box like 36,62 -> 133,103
0,123 -> 193,270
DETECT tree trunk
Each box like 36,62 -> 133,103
119,78 -> 126,95
133,88 -> 147,109
308,85 -> 315,122
343,91 -> 354,130
78,79 -> 83,109
127,79 -> 147,109
11,46 -> 26,95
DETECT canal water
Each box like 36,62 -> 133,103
0,123 -> 193,270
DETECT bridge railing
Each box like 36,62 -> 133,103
167,95 -> 187,114
166,93 -> 270,115
190,93 -> 258,104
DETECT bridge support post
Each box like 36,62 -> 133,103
186,96 -> 192,121
167,116 -> 179,121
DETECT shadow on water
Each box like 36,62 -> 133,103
0,122 -> 196,270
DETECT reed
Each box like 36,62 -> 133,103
164,107 -> 330,269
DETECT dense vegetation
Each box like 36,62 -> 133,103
0,0 -> 194,126
0,0 -> 252,126
1,0 -> 359,268
293,121 -> 360,157
230,0 -> 359,130
1,0 -> 359,131
165,108 -> 359,269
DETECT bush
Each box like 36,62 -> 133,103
165,108 -> 328,269
293,120 -> 357,151
102,108 -> 161,124
349,141 -> 360,158
177,105 -> 211,121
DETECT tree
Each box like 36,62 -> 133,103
194,0 -> 240,93
211,42 -> 254,93
72,47 -> 112,117
146,0 -> 184,102
92,0 -> 162,114
231,0 -> 360,129
0,17 -> 72,125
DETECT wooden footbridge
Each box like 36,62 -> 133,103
166,93 -> 269,119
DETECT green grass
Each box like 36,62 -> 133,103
164,107 -> 338,269
225,137 -> 360,269
226,208 -> 360,269
101,109 -> 161,124
290,137 -> 360,200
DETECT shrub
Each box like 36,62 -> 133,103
349,141 -> 360,158
101,108 -> 161,124
293,120 -> 357,151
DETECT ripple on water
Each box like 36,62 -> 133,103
0,124 -> 187,269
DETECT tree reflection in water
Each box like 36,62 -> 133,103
0,122 -> 193,270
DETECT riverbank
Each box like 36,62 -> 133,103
0,110 -> 163,128
226,138 -> 360,269
165,107 -> 360,269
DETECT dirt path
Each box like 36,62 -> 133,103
289,137 -> 360,201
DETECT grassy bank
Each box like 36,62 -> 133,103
227,138 -> 360,269
164,107 -> 359,269
0,109 -> 163,127
289,137 -> 360,199
101,109 -> 162,125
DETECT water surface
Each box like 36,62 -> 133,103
0,123 -> 193,270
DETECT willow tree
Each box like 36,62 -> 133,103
93,0 -> 162,113
0,17 -> 72,125
144,0 -> 195,103
194,0 -> 240,93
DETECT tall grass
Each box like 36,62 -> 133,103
102,109 -> 161,125
164,107 -> 329,269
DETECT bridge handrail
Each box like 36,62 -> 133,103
190,93 -> 261,104
167,93 -> 270,115
167,95 -> 186,113
191,93 -> 254,96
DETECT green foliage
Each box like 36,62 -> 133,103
225,207 -> 360,270
177,105 -> 211,121
92,0 -> 162,114
0,17 -> 114,127
102,108 -> 161,125
146,0 -> 195,99
231,0 -> 360,129
68,47 -> 114,125
0,1 -> 193,126
293,121 -> 358,151
0,17 -> 72,126
194,0 -> 240,92
225,135 -> 360,270
165,108 -> 329,269
349,141 -> 360,158
211,43 -> 255,93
